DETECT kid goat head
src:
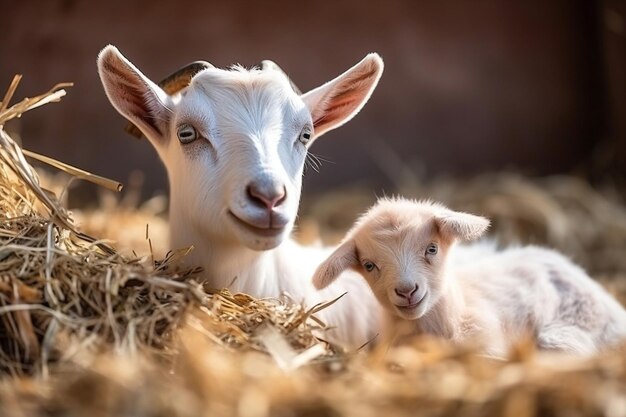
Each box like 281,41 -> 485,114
312,199 -> 490,320
97,46 -> 383,252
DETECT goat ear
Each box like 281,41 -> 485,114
312,239 -> 358,290
435,211 -> 490,242
302,53 -> 383,140
97,45 -> 171,144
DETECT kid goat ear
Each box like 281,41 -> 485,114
435,211 -> 490,242
312,239 -> 359,290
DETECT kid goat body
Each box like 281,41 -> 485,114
313,198 -> 626,356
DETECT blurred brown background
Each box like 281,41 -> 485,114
1,0 -> 624,204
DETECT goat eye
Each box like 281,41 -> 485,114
425,243 -> 438,256
363,261 -> 377,272
298,126 -> 312,145
177,124 -> 198,144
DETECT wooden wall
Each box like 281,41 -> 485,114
1,0 -> 619,199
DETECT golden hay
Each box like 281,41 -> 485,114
0,77 -> 625,417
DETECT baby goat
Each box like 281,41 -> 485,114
313,198 -> 626,356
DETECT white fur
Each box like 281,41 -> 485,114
313,198 -> 626,356
97,45 -> 384,348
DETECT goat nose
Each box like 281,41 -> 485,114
394,284 -> 419,299
246,181 -> 287,210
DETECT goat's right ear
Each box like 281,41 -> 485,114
302,53 -> 383,141
97,45 -> 171,144
312,239 -> 358,290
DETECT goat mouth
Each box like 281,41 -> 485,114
228,211 -> 285,238
394,293 -> 426,312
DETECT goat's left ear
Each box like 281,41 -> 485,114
312,239 -> 359,290
435,211 -> 490,242
302,53 -> 383,141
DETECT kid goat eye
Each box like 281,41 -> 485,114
426,243 -> 438,255
363,261 -> 376,272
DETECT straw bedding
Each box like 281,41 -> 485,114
0,79 -> 625,417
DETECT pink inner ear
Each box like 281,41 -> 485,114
99,49 -> 169,139
311,60 -> 380,134
315,91 -> 363,127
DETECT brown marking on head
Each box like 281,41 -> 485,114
125,61 -> 214,138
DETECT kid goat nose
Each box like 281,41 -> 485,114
395,284 -> 419,299
246,181 -> 286,210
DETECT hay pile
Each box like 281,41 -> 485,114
1,78 -> 626,417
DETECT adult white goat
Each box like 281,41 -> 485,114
97,46 -> 384,347
313,198 -> 626,356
